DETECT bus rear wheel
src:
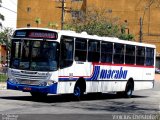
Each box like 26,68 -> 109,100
124,81 -> 134,98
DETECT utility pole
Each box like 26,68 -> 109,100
61,0 -> 65,30
56,0 -> 69,30
139,17 -> 143,43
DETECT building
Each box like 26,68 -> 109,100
0,45 -> 7,66
17,0 -> 160,67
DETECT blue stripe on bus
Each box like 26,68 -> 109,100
90,66 -> 100,80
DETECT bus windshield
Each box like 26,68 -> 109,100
10,39 -> 59,71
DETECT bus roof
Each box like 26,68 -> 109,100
15,27 -> 156,48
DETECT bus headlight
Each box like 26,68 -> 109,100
39,80 -> 55,86
39,81 -> 47,86
9,79 -> 19,84
47,80 -> 54,86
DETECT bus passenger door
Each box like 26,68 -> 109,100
58,36 -> 75,94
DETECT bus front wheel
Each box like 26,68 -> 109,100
73,85 -> 84,100
73,78 -> 86,100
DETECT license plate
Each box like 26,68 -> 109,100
23,87 -> 32,91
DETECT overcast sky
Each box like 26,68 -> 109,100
0,0 -> 17,29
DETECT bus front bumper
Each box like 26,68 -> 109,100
7,80 -> 57,94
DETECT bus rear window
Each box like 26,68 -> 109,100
146,48 -> 154,66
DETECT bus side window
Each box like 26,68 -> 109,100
145,48 -> 154,66
60,36 -> 74,68
113,43 -> 124,64
101,42 -> 113,63
75,38 -> 87,61
88,40 -> 100,62
125,45 -> 135,64
136,46 -> 145,65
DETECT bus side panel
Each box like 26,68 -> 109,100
135,67 -> 154,90
72,62 -> 92,78
58,62 -> 92,94
98,65 -> 129,92
101,81 -> 116,92
57,81 -> 76,94
91,81 -> 100,92
134,81 -> 154,90
85,82 -> 92,93
57,63 -> 154,94
142,68 -> 155,80
112,81 -> 127,92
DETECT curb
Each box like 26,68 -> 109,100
0,83 -> 6,90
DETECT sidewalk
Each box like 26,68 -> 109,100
0,82 -> 6,90
155,74 -> 160,81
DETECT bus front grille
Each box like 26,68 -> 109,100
11,71 -> 49,85
17,79 -> 40,85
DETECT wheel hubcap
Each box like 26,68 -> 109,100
74,87 -> 81,97
127,89 -> 132,96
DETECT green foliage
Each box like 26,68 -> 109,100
119,34 -> 134,41
0,73 -> 7,82
47,22 -> 58,29
64,8 -> 134,41
35,17 -> 41,27
0,27 -> 13,51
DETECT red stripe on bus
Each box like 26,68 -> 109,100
92,62 -> 154,68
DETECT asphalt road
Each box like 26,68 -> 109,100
0,81 -> 160,120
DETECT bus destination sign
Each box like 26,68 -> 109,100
13,29 -> 58,40
29,32 -> 56,39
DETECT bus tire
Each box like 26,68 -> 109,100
74,85 -> 84,100
124,80 -> 134,98
73,79 -> 86,100
30,92 -> 47,98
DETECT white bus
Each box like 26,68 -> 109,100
7,28 -> 156,98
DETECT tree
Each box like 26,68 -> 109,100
35,17 -> 41,27
64,8 -> 134,41
0,27 -> 13,66
0,27 -> 13,51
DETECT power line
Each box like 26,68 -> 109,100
1,5 -> 17,13
8,0 -> 28,16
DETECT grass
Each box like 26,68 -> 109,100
0,73 -> 8,82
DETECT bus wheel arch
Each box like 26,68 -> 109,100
124,78 -> 134,98
73,77 -> 86,98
